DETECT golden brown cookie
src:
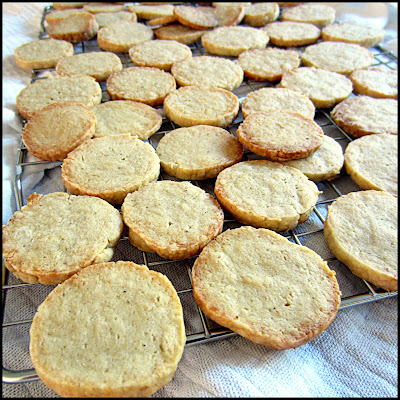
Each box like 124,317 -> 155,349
94,10 -> 137,27
154,23 -> 206,44
281,3 -> 336,28
243,2 -> 280,27
173,5 -> 219,30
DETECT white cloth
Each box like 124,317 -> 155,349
2,3 -> 398,398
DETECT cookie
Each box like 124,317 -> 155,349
164,85 -> 239,128
344,134 -> 398,196
16,75 -> 102,120
45,9 -> 90,25
330,96 -> 398,137
156,125 -> 244,180
213,3 -> 245,26
2,192 -> 123,285
83,3 -> 126,13
192,226 -> 341,349
280,67 -> 353,109
173,5 -> 219,30
301,41 -> 374,75
243,2 -> 279,27
214,160 -> 321,231
281,3 -> 336,28
238,47 -> 299,82
324,190 -> 397,292
92,100 -> 162,140
14,39 -> 74,70
154,23 -> 205,44
237,111 -> 324,161
241,87 -> 315,119
94,10 -> 137,28
128,4 -> 174,19
121,180 -> 224,260
52,2 -> 87,10
148,15 -> 177,26
171,55 -> 243,91
29,261 -> 185,397
106,67 -> 176,106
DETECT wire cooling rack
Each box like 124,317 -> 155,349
3,3 -> 398,385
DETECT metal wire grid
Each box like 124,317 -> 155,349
2,5 -> 398,384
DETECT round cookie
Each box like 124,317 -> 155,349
121,180 -> 224,260
241,87 -> 315,120
45,9 -> 90,25
94,10 -> 137,28
213,4 -> 245,27
173,5 -> 219,30
243,2 -> 280,27
22,101 -> 96,161
330,96 -> 398,137
52,2 -> 88,10
156,125 -> 244,180
106,67 -> 176,106
214,160 -> 321,231
16,75 -> 102,120
324,190 -> 397,292
301,41 -> 374,75
192,226 -> 341,350
92,100 -> 162,140
154,23 -> 206,45
14,39 -> 73,70
171,55 -> 243,91
128,4 -> 174,19
83,3 -> 125,13
62,135 -> 160,205
280,67 -> 353,109
344,134 -> 397,196
2,192 -> 123,285
238,48 -> 299,82
29,261 -> 186,397
281,3 -> 336,28
201,26 -> 269,56
237,111 -> 324,161
164,85 -> 239,128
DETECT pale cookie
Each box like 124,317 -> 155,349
129,40 -> 192,71
16,75 -> 102,120
121,180 -> 224,260
350,67 -> 398,99
14,39 -> 73,70
83,3 -> 125,13
192,226 -> 341,349
322,22 -> 385,48
97,21 -> 153,52
93,100 -> 162,140
173,5 -> 219,30
279,135 -> 344,181
214,160 -> 321,231
344,134 -> 398,196
94,10 -> 137,28
56,51 -> 123,82
202,26 -> 269,56
62,135 -> 160,204
22,101 -> 96,162
2,192 -> 123,285
156,125 -> 244,180
164,85 -> 239,128
213,4 -> 245,27
241,87 -> 315,119
128,4 -> 174,19
154,23 -> 205,44
330,96 -> 398,137
171,55 -> 243,91
261,21 -> 320,47
45,9 -> 90,25
281,3 -> 336,28
324,190 -> 398,292
52,2 -> 87,10
280,67 -> 353,109
243,2 -> 279,27
29,261 -> 185,397
148,15 -> 177,26
238,48 -> 299,82
301,41 -> 374,76
47,12 -> 99,42
107,67 -> 176,106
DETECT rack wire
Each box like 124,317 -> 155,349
3,4 -> 398,385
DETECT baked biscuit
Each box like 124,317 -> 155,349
324,190 -> 397,292
52,2 -> 87,10
128,4 -> 174,19
94,10 -> 137,27
243,2 -> 279,27
106,67 -> 176,106
281,3 -> 336,28
14,39 -> 74,70
121,180 -> 224,260
192,226 -> 341,350
156,125 -> 244,180
83,3 -> 125,13
171,55 -> 243,91
214,160 -> 321,231
237,111 -> 324,161
62,135 -> 160,205
30,261 -> 186,397
154,23 -> 205,44
301,41 -> 374,75
22,101 -> 96,161
173,5 -> 219,30
2,192 -> 123,285
344,134 -> 397,196
45,9 -> 90,25
148,15 -> 177,26
213,4 -> 245,27
164,85 -> 239,128
241,87 -> 315,119
330,96 -> 397,137
280,67 -> 353,109
16,75 -> 102,120
93,100 -> 162,140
